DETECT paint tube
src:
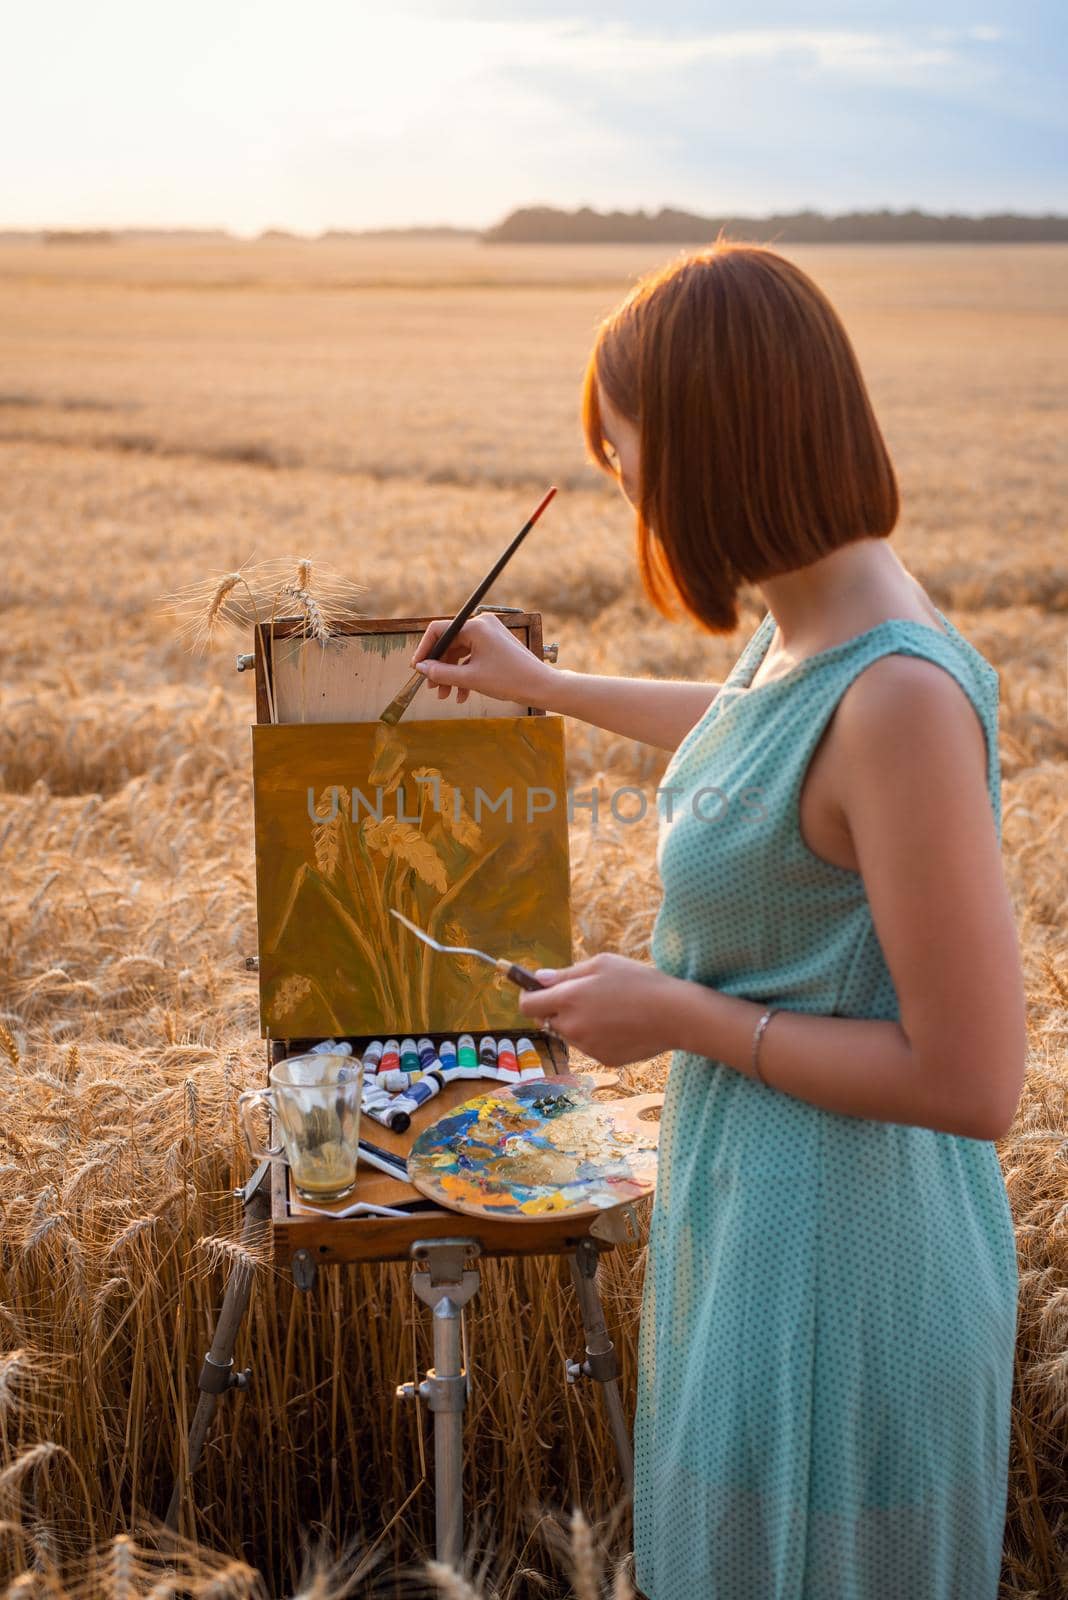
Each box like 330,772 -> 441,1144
438,1038 -> 458,1073
400,1036 -> 420,1077
516,1036 -> 545,1081
310,1038 -> 354,1056
495,1037 -> 519,1085
437,1038 -> 466,1084
363,1038 -> 404,1089
379,1038 -> 401,1076
376,1069 -> 413,1091
456,1033 -> 481,1079
361,1080 -> 410,1135
394,1069 -> 445,1114
478,1035 -> 500,1080
356,1139 -> 408,1181
418,1037 -> 444,1074
377,1096 -> 413,1133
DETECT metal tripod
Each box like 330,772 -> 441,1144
395,1234 -> 632,1566
166,1201 -> 633,1563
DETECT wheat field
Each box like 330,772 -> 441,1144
0,237 -> 1065,1598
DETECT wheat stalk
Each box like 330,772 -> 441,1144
276,583 -> 329,645
567,1509 -> 599,1600
0,1022 -> 21,1069
424,1561 -> 484,1600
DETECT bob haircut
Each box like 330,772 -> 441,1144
582,239 -> 900,634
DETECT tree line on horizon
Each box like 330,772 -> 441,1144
5,205 -> 1066,247
482,204 -> 1068,244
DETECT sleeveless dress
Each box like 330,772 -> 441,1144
632,607 -> 1020,1600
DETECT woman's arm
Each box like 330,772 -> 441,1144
534,668 -> 719,750
410,613 -> 720,750
520,656 -> 1028,1140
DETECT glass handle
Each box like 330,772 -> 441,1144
238,1088 -> 285,1162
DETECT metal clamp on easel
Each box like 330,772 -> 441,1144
196,1351 -> 251,1395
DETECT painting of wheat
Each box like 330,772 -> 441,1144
252,715 -> 572,1036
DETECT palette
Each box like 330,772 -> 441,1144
407,1075 -> 663,1220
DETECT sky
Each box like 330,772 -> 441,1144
3,1 -> 1065,232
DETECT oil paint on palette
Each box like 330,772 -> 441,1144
251,714 -> 571,1039
407,1075 -> 663,1220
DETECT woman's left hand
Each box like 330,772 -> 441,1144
517,952 -> 681,1066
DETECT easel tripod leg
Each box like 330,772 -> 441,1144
430,1295 -> 466,1567
164,1160 -> 272,1530
397,1239 -> 482,1569
567,1238 -> 634,1492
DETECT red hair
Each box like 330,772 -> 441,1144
582,239 -> 900,633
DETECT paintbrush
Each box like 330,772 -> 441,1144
390,909 -> 548,992
357,1137 -> 409,1179
378,485 -> 558,725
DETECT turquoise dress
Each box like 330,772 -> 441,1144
633,608 -> 1019,1600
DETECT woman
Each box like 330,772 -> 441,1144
410,241 -> 1024,1600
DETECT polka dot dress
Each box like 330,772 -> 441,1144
633,608 -> 1020,1600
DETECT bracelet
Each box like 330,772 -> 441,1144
751,1006 -> 778,1086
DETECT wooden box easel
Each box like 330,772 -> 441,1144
166,608 -> 642,1565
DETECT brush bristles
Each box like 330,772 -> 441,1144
379,671 -> 428,726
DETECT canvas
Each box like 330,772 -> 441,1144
252,714 -> 572,1038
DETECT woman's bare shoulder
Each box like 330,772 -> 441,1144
836,652 -> 985,747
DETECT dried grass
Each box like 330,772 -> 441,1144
0,239 -> 1064,1598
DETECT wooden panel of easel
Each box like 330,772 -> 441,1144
254,612 -> 545,725
270,1161 -> 616,1264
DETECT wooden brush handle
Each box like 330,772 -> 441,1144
430,486 -> 557,662
494,959 -> 546,991
380,486 -> 556,724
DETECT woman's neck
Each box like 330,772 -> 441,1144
755,538 -> 935,660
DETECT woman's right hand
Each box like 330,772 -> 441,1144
409,612 -> 552,707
